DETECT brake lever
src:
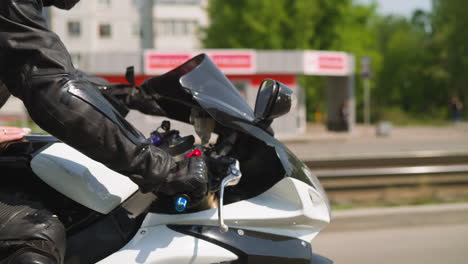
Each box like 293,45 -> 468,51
218,159 -> 242,233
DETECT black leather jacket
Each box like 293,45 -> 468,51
0,0 -> 176,193
43,0 -> 80,10
0,0 -> 79,108
0,82 -> 9,108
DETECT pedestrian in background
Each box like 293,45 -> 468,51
450,96 -> 463,123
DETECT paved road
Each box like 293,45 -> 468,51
313,204 -> 468,264
286,124 -> 468,161
313,224 -> 468,264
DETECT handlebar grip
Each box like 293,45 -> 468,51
174,194 -> 190,213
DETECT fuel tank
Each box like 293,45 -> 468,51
31,142 -> 139,214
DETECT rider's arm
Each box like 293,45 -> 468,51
42,0 -> 80,10
74,69 -> 167,117
0,0 -> 207,197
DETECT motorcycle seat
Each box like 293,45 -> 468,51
0,126 -> 30,144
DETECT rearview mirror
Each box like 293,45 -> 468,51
254,79 -> 293,127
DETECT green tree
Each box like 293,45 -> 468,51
203,0 -> 468,123
332,2 -> 381,122
203,0 -> 348,50
203,0 -> 379,121
369,9 -> 453,123
433,0 -> 468,115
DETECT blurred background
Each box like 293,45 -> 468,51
1,0 -> 468,263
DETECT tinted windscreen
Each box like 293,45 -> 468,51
180,54 -> 255,126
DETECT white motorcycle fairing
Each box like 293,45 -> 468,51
98,177 -> 330,263
144,177 -> 330,241
30,142 -> 139,214
20,54 -> 334,263
97,225 -> 238,264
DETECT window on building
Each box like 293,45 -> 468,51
99,24 -> 112,38
98,0 -> 111,7
156,20 -> 197,36
70,53 -> 82,68
174,21 -> 184,35
132,23 -> 141,37
67,21 -> 81,37
155,20 -> 171,36
155,0 -> 201,4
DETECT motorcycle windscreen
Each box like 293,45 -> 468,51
179,55 -> 329,211
179,54 -> 255,126
148,54 -> 330,212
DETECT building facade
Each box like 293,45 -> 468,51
49,0 -> 208,68
1,1 -> 356,137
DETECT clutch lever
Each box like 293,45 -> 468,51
218,159 -> 242,233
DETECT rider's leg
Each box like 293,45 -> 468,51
0,193 -> 66,264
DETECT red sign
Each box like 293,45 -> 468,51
144,52 -> 193,75
303,51 -> 350,76
211,55 -> 252,68
144,50 -> 256,75
318,55 -> 346,70
207,51 -> 256,74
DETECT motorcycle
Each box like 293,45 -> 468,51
0,54 -> 332,264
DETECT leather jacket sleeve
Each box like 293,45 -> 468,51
43,0 -> 80,10
0,82 -> 10,109
0,0 -> 175,193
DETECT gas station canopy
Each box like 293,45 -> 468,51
80,49 -> 355,136
144,49 -> 354,76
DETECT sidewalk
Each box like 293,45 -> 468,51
284,123 -> 468,161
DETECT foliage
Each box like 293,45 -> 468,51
379,107 -> 449,126
432,0 -> 468,115
374,15 -> 442,114
204,0 -> 377,121
203,0 -> 467,123
373,0 -> 468,121
204,0 -> 348,50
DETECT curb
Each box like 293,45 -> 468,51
324,203 -> 468,232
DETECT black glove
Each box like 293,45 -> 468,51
157,156 -> 209,205
43,0 -> 80,10
125,86 -> 167,116
97,85 -> 166,117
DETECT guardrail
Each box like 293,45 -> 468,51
314,165 -> 468,178
305,154 -> 468,169
306,155 -> 468,204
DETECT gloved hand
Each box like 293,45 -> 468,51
43,0 -> 80,10
125,86 -> 167,116
157,156 -> 209,205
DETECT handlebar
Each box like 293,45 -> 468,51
150,121 -> 242,231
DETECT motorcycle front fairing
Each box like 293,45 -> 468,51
101,54 -> 333,263
142,53 -> 330,211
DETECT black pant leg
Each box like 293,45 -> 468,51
0,192 -> 66,264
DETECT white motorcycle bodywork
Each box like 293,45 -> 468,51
31,143 -> 139,214
31,143 -> 331,263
